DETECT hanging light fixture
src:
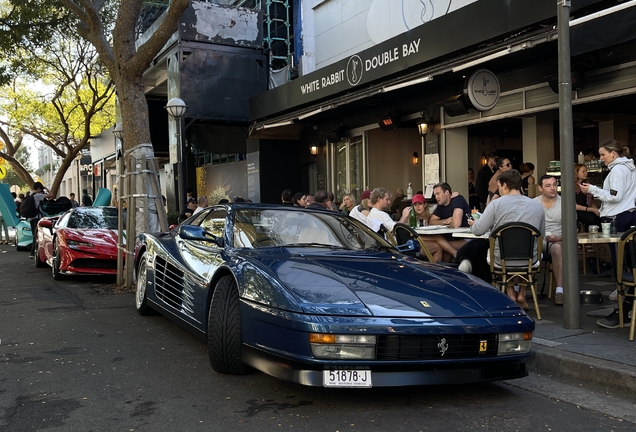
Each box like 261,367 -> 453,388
417,108 -> 431,136
481,141 -> 487,166
310,145 -> 318,155
413,152 -> 419,165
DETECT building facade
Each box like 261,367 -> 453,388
248,0 -> 636,204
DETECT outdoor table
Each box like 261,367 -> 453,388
415,226 -> 471,236
578,232 -> 621,275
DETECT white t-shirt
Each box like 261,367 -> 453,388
349,205 -> 382,232
368,208 -> 396,232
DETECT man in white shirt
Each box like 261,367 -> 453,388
193,196 -> 208,215
535,175 -> 564,305
367,188 -> 409,232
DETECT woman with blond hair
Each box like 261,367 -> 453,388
339,193 -> 356,216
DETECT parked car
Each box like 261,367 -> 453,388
35,206 -> 121,279
135,204 -> 534,388
15,218 -> 33,251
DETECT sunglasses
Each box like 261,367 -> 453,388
503,163 -> 511,167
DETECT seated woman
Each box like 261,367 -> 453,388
339,193 -> 356,216
408,194 -> 460,262
574,163 -> 601,230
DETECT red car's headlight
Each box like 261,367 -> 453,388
66,240 -> 94,249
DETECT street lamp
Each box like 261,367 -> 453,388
164,98 -> 188,213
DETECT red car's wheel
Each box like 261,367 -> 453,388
52,241 -> 64,280
34,242 -> 47,268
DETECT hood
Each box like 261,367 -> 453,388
250,252 -> 520,318
62,228 -> 121,250
609,156 -> 635,172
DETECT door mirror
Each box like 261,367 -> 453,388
177,224 -> 224,247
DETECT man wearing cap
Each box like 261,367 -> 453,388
179,198 -> 197,223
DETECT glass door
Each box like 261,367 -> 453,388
332,135 -> 366,203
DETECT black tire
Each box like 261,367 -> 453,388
52,242 -> 64,280
34,242 -> 47,268
208,275 -> 247,375
135,255 -> 154,315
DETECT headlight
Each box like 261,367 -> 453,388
498,332 -> 532,355
309,334 -> 376,360
66,240 -> 94,249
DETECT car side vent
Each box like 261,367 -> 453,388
154,257 -> 194,316
377,334 -> 498,360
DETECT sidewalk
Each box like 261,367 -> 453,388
527,270 -> 636,397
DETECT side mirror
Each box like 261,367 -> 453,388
38,219 -> 53,229
177,224 -> 224,247
396,239 -> 420,254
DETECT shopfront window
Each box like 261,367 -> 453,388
333,135 -> 366,203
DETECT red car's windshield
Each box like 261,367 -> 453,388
66,207 -> 118,229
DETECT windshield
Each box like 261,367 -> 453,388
232,208 -> 389,251
65,207 -> 119,229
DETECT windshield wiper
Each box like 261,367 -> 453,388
362,245 -> 391,252
285,243 -> 343,249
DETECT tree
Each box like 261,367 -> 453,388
55,0 -> 190,286
0,35 -> 116,195
0,144 -> 31,190
0,0 -> 72,85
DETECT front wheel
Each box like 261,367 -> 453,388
52,242 -> 64,280
135,255 -> 153,315
208,275 -> 247,375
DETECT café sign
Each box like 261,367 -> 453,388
299,38 -> 422,96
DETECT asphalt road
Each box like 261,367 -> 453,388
1,244 -> 634,432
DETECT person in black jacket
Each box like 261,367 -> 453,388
474,152 -> 498,211
81,189 -> 93,206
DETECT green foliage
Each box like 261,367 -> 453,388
0,0 -> 74,84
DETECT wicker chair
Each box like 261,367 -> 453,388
489,222 -> 543,320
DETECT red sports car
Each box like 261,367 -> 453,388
35,206 -> 122,279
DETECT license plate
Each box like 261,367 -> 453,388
323,369 -> 372,388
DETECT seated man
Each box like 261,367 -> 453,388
367,187 -> 409,233
468,170 -> 545,308
429,182 -> 472,259
535,175 -> 564,305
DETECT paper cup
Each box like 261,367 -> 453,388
588,225 -> 599,233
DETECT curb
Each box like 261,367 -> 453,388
528,343 -> 636,397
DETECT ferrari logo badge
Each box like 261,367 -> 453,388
419,300 -> 431,308
437,338 -> 448,356
479,340 -> 488,353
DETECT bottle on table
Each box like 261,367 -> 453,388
406,183 -> 413,200
409,206 -> 417,228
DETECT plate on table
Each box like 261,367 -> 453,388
418,225 -> 445,231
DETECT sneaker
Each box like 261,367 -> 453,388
596,310 -> 631,329
554,292 -> 564,305
609,289 -> 617,301
458,259 -> 472,273
29,254 -> 34,259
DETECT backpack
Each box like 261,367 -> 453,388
19,194 -> 39,218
